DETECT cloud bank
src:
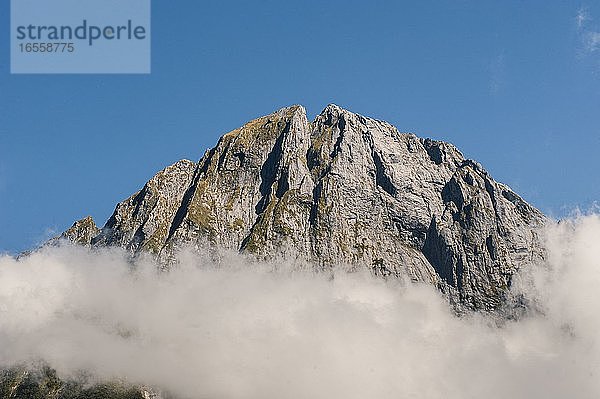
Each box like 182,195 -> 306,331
1,215 -> 600,398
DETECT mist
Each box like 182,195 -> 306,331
1,214 -> 600,399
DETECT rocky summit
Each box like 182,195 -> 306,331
65,104 -> 546,311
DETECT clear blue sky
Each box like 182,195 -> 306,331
1,0 -> 599,254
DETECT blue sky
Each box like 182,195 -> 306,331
1,0 -> 600,254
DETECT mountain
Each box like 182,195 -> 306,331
63,104 -> 546,311
4,104 -> 547,398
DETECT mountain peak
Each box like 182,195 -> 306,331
319,103 -> 345,114
60,105 -> 546,310
60,216 -> 99,246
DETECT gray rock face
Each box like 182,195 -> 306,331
47,216 -> 100,247
92,159 -> 196,254
67,104 -> 546,310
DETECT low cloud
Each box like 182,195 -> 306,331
1,215 -> 600,398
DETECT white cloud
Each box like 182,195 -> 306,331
577,7 -> 589,29
586,31 -> 600,52
1,215 -> 600,398
576,7 -> 600,54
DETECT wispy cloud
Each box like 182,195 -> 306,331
587,31 -> 600,52
576,7 -> 600,54
577,7 -> 588,29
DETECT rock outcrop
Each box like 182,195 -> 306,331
59,216 -> 100,246
0,366 -> 159,399
65,104 -> 546,310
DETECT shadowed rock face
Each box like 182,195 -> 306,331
66,104 -> 546,310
